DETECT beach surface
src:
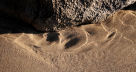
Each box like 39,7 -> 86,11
0,10 -> 136,72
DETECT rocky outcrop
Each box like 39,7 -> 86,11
54,0 -> 136,25
0,0 -> 136,31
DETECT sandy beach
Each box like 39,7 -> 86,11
0,10 -> 136,72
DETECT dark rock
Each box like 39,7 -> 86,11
54,0 -> 136,26
0,0 -> 135,32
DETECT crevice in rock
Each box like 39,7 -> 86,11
36,0 -> 54,20
123,2 -> 136,10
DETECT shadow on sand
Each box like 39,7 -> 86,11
0,11 -> 44,34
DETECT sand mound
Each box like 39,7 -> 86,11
0,10 -> 136,72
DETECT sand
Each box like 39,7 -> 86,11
0,10 -> 136,72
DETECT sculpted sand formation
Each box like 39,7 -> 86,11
0,0 -> 136,31
0,10 -> 136,72
0,0 -> 136,71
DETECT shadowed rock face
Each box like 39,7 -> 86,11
0,0 -> 135,31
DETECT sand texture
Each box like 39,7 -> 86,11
0,10 -> 136,72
